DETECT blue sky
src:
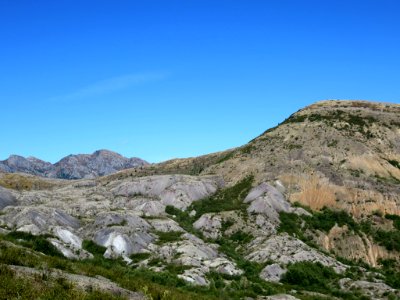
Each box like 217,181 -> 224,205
1,1 -> 399,163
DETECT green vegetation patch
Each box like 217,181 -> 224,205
372,229 -> 400,252
240,144 -> 256,155
107,220 -> 128,227
385,214 -> 400,230
379,259 -> 400,289
0,173 -> 56,191
280,206 -> 400,259
129,252 -> 151,263
155,231 -> 184,244
279,207 -> 358,237
361,218 -> 400,252
82,240 -> 107,257
165,176 -> 254,237
215,151 -> 235,164
5,231 -> 63,257
281,261 -> 338,292
305,208 -> 358,232
278,211 -> 306,239
189,175 -> 254,217
0,264 -> 124,300
387,160 -> 400,169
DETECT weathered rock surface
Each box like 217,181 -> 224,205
261,295 -> 300,300
0,186 -> 17,209
1,206 -> 80,235
260,263 -> 287,282
112,174 -> 224,210
246,234 -> 347,274
194,210 -> 276,240
244,183 -> 291,223
339,277 -> 399,299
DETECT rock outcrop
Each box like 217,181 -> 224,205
0,186 -> 17,209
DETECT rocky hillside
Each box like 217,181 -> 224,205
0,150 -> 148,179
112,100 -> 400,217
0,100 -> 399,300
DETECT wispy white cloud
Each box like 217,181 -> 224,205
50,72 -> 169,102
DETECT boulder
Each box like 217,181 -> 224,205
0,187 -> 17,209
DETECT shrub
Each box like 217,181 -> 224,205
278,212 -> 304,238
229,231 -> 253,244
373,230 -> 400,252
129,252 -> 151,263
385,214 -> 400,230
155,231 -> 183,244
189,175 -> 254,216
305,207 -> 358,233
5,231 -> 63,257
82,240 -> 107,256
281,261 -> 337,291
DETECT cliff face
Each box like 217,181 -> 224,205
0,150 -> 148,179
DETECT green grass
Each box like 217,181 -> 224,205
165,175 -> 254,236
240,144 -> 256,155
129,252 -> 151,263
82,240 -> 107,256
189,175 -> 254,217
278,211 -> 305,238
155,231 -> 184,244
0,235 -> 213,300
4,231 -> 64,257
215,151 -> 235,164
281,110 -> 380,138
0,264 -> 125,300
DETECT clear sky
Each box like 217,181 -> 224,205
1,1 -> 399,163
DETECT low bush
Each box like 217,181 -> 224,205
155,231 -> 183,244
305,207 -> 358,233
129,252 -> 151,263
189,175 -> 254,217
82,240 -> 107,256
5,231 -> 63,257
281,261 -> 338,292
385,214 -> 400,230
373,230 -> 400,252
0,264 -> 124,300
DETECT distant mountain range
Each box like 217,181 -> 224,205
0,150 -> 148,179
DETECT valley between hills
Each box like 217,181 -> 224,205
0,100 -> 399,300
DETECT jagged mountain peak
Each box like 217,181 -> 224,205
0,150 -> 148,179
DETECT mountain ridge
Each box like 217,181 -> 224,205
0,149 -> 148,179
